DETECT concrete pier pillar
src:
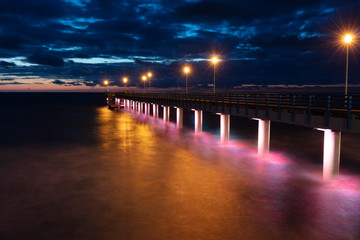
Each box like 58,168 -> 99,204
163,106 -> 170,122
153,104 -> 159,118
322,129 -> 341,180
194,110 -> 203,134
144,103 -> 148,115
145,103 -> 150,116
132,101 -> 136,111
139,102 -> 143,113
220,114 -> 230,143
257,119 -> 270,156
176,107 -> 183,129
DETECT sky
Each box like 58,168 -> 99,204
0,0 -> 360,91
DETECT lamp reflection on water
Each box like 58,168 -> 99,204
97,107 -> 156,153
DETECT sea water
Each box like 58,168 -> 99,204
1,93 -> 360,240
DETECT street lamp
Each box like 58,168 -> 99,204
123,77 -> 128,91
147,72 -> 152,89
142,75 -> 147,91
211,56 -> 219,94
343,33 -> 353,96
104,80 -> 109,85
183,66 -> 190,93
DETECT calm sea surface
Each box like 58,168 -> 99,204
1,93 -> 360,240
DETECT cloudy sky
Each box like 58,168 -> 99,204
0,0 -> 359,91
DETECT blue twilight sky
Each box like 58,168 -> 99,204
0,0 -> 360,91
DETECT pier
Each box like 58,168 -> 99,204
109,92 -> 360,180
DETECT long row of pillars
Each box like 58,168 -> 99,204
121,98 -> 341,180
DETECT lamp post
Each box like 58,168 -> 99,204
104,80 -> 109,86
142,75 -> 147,92
344,34 -> 353,96
123,77 -> 128,91
147,72 -> 152,89
211,56 -> 219,94
183,66 -> 190,93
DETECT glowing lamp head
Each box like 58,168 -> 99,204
104,80 -> 109,85
142,75 -> 147,81
344,34 -> 353,44
211,56 -> 219,64
147,72 -> 152,77
123,77 -> 128,83
184,66 -> 190,74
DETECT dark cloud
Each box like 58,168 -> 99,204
82,80 -> 98,87
52,79 -> 82,86
51,79 -> 66,85
0,33 -> 30,50
0,81 -> 24,85
0,61 -> 16,69
88,19 -> 142,34
66,81 -> 82,86
250,34 -> 324,50
81,66 -> 93,73
27,51 -> 65,67
0,0 -> 79,20
0,77 -> 15,81
175,0 -> 324,23
0,0 -> 359,89
75,53 -> 91,58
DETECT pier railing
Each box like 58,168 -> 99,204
111,92 -> 360,132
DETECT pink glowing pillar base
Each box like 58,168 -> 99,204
220,114 -> 230,143
176,107 -> 183,129
194,110 -> 203,134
